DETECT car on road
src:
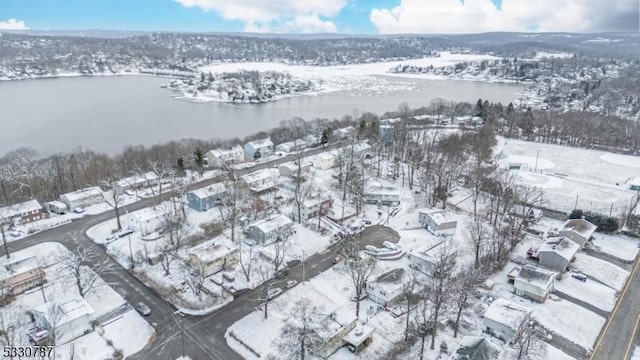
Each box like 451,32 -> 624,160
135,302 -> 151,316
124,189 -> 135,196
332,256 -> 341,265
572,273 -> 587,282
73,207 -> 85,214
285,280 -> 297,288
274,268 -> 289,279
267,287 -> 282,300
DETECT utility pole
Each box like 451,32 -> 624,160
302,250 -> 306,286
534,149 -> 540,172
128,234 -> 134,270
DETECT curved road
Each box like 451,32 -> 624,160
1,142 -> 388,360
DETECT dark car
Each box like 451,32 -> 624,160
274,268 -> 289,279
572,273 -> 587,282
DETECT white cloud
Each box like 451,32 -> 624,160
175,0 -> 346,33
0,18 -> 29,30
370,0 -> 638,33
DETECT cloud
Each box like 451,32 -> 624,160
175,0 -> 346,33
0,18 -> 29,30
370,0 -> 639,33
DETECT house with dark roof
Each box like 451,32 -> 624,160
449,336 -> 502,360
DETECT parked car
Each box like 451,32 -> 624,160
124,189 -> 135,196
135,302 -> 151,316
285,280 -> 297,288
274,268 -> 289,279
572,273 -> 587,282
9,229 -> 22,237
332,257 -> 341,265
526,247 -> 539,260
73,207 -> 85,214
118,228 -> 134,238
267,287 -> 282,300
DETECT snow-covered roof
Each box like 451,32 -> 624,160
483,298 -> 531,331
538,236 -> 580,261
189,240 -> 237,264
301,197 -> 330,209
116,171 -> 158,188
208,145 -> 243,157
380,117 -> 402,124
318,305 -> 356,341
516,264 -> 556,289
627,176 -> 640,187
343,325 -> 375,347
335,126 -> 355,135
418,208 -> 458,225
370,268 -> 408,294
410,241 -> 445,263
4,256 -> 40,275
60,186 -> 103,202
366,185 -> 400,196
450,336 -> 502,360
190,182 -> 227,199
242,168 -> 278,184
561,219 -> 597,239
249,214 -> 293,234
314,152 -> 336,161
34,295 -> 94,327
245,138 -> 273,149
0,199 -> 42,219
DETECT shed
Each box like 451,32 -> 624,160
60,186 -> 104,210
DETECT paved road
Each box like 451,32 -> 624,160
591,254 -> 640,360
0,141 -> 365,360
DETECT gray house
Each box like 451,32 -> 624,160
418,208 -> 458,236
559,219 -> 597,248
483,298 -> 532,343
187,183 -> 226,212
247,214 -> 294,244
537,237 -> 580,273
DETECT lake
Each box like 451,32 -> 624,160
0,75 -> 525,155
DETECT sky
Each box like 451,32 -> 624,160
0,0 -> 638,34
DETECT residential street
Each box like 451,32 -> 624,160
0,142 -> 362,360
591,255 -> 640,360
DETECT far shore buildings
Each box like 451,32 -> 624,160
0,199 -> 44,225
244,138 -> 274,160
60,186 -> 104,210
204,145 -> 244,168
418,208 -> 458,236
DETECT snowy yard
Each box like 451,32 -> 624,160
572,253 -> 629,291
554,275 -> 618,312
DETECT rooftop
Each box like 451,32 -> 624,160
116,171 -> 158,188
190,182 -> 226,199
418,208 -> 458,225
4,256 -> 40,275
249,214 -> 293,234
370,268 -> 408,294
450,336 -> 502,360
561,219 -> 597,239
410,241 -> 445,262
34,295 -> 94,326
538,236 -> 580,261
242,168 -> 278,184
318,305 -> 356,341
483,298 -> 531,331
61,186 -> 103,202
246,138 -> 273,149
0,199 -> 42,218
516,264 -> 556,288
189,240 -> 237,264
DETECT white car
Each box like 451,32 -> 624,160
267,287 -> 282,300
285,280 -> 297,288
73,207 -> 85,214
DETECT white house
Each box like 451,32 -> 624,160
128,206 -> 178,236
187,240 -> 238,277
115,171 -> 159,195
0,199 -> 44,225
407,242 -> 445,276
278,161 -> 312,178
514,264 -> 557,303
308,152 -> 337,170
366,268 -> 409,307
537,236 -> 580,273
247,214 -> 294,244
244,138 -> 274,160
275,139 -> 307,153
483,298 -> 532,343
204,145 -> 244,168
364,185 -> 401,206
45,200 -> 68,215
33,295 -> 94,344
418,208 -> 458,236
316,305 -> 358,358
241,168 -> 280,193
60,186 -> 104,210
1,257 -> 45,300
559,218 -> 597,248
292,198 -> 331,222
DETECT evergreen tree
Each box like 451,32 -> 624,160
253,149 -> 262,160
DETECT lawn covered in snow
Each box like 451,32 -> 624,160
572,253 -> 629,291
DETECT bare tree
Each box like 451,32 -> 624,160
257,264 -> 278,320
3,147 -> 41,199
292,154 -> 314,224
274,297 -> 326,360
270,229 -> 291,273
102,181 -> 124,231
238,241 -> 257,283
220,168 -> 249,242
58,246 -> 111,298
183,262 -> 207,301
157,214 -> 188,276
413,284 -> 434,360
451,267 -> 483,338
428,242 -> 457,350
467,221 -> 490,269
0,216 -> 10,259
340,236 -> 377,318
0,306 -> 27,360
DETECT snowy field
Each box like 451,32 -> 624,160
498,138 -> 640,213
0,243 -> 154,360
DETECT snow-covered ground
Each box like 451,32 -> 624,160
572,253 -> 629,291
0,243 -> 154,360
498,138 -> 640,214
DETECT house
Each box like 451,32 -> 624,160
115,172 -> 159,195
334,126 -> 355,139
0,257 -> 45,299
509,205 -> 544,224
242,168 -> 280,193
316,306 -> 358,358
275,139 -> 307,153
33,295 -> 94,344
343,325 -> 375,354
292,198 -> 331,222
418,208 -> 458,236
304,134 -> 320,147
60,186 -> 104,210
247,214 -> 294,244
187,241 -> 238,277
407,242 -> 444,276
278,161 -> 312,178
483,298 -> 532,343
627,176 -> 640,191
449,336 -> 502,360
537,236 -> 580,273
308,152 -> 337,170
0,199 -> 44,225
379,125 -> 394,143
364,185 -> 401,206
514,264 -> 557,303
340,142 -> 373,159
244,138 -> 274,160
366,268 -> 409,307
559,219 -> 597,248
129,209 -> 169,236
204,145 -> 244,168
187,183 -> 227,212
45,200 -> 68,215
